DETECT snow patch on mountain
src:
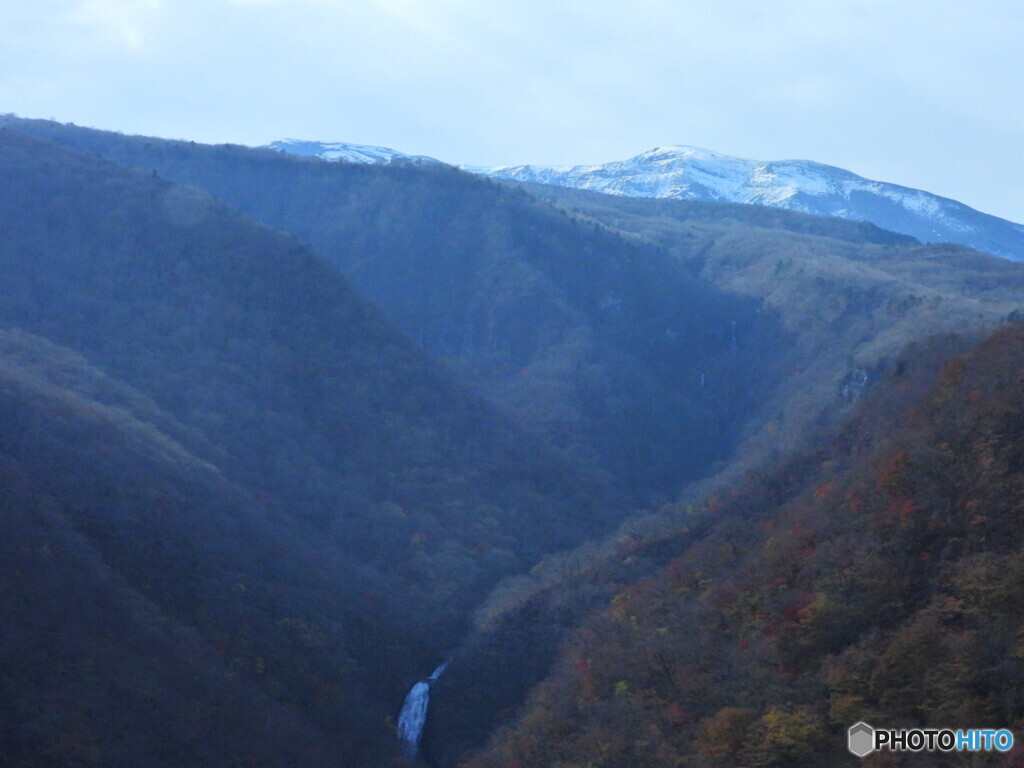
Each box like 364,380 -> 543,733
264,139 -> 440,166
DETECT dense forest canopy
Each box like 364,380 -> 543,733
452,325 -> 1024,768
10,117 -> 1022,502
2,118 -> 1024,768
4,116 -> 795,502
0,127 -> 625,766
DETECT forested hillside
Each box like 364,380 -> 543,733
3,116 -> 791,502
5,119 -> 1024,768
523,182 -> 1024,469
448,324 -> 1024,768
0,329 -> 345,766
12,117 -> 1023,506
0,128 -> 622,766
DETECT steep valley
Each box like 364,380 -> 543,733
3,120 -> 1024,767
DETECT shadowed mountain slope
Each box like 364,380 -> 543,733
443,323 -> 1024,768
516,183 -> 1024,473
0,128 -> 628,765
5,116 -> 796,503
9,119 -> 1024,767
22,115 -> 1021,510
0,329 -> 348,767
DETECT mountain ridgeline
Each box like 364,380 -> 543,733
479,146 -> 1024,262
4,116 -> 1024,768
254,136 -> 1024,262
4,115 -> 795,501
26,115 -> 1021,498
0,127 -> 626,766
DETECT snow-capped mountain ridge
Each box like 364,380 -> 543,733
491,146 -> 887,203
264,139 -> 1024,261
264,138 -> 439,166
483,145 -> 1024,259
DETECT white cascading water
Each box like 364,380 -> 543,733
397,661 -> 449,758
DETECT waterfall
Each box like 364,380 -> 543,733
397,681 -> 430,758
397,662 -> 449,758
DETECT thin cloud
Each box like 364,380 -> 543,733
65,0 -> 163,51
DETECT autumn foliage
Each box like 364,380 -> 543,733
462,326 -> 1024,767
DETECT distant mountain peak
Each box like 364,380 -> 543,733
263,138 -> 441,166
479,146 -> 1024,261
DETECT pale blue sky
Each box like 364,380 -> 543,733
2,0 -> 1022,222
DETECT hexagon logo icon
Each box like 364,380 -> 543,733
848,722 -> 875,757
